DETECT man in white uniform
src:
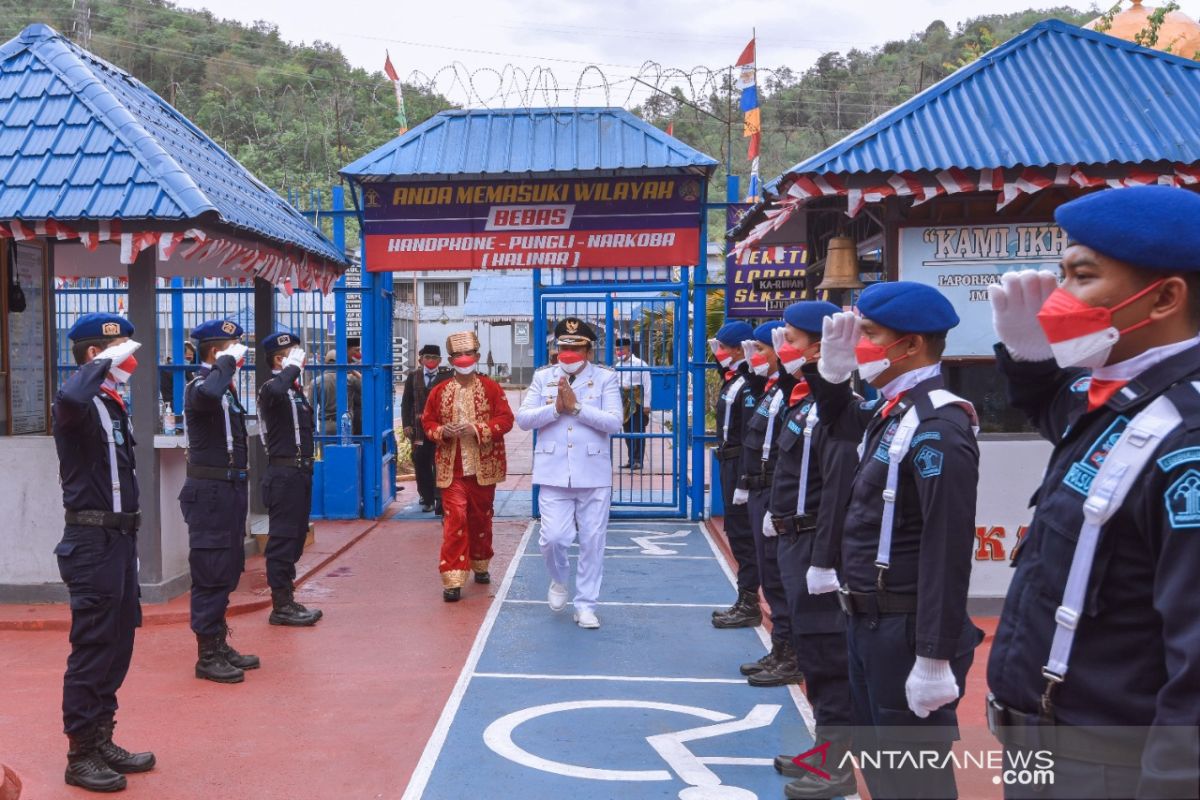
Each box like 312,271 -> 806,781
517,318 -> 623,629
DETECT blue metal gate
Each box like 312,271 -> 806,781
532,266 -> 689,519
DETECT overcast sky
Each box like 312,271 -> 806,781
184,0 -> 1195,106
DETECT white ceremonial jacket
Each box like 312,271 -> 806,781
516,360 -> 623,489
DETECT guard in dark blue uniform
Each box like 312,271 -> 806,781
987,186 -> 1200,799
181,319 -> 259,683
52,313 -> 155,792
258,332 -> 322,627
709,320 -> 765,628
766,301 -> 860,799
738,320 -> 804,687
810,283 -> 982,800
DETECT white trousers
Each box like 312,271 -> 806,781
538,485 -> 612,613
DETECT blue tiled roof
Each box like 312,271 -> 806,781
341,108 -> 718,181
775,20 -> 1200,184
0,24 -> 345,265
462,274 -> 532,321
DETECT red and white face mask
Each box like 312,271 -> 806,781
557,350 -> 586,374
1036,280 -> 1164,368
742,340 -> 771,377
708,338 -> 738,369
770,327 -> 819,376
854,336 -> 911,384
109,355 -> 138,384
449,354 -> 478,375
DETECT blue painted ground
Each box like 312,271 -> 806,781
403,521 -> 823,800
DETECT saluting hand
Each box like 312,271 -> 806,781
817,312 -> 860,384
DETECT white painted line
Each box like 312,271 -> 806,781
506,599 -> 726,609
699,518 -> 818,736
401,520 -> 535,800
697,757 -> 776,767
519,553 -> 715,560
473,672 -> 748,685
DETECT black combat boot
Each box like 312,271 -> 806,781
268,588 -> 321,626
748,639 -> 804,686
712,590 -> 763,629
95,720 -> 155,774
219,624 -> 261,670
782,729 -> 857,799
739,637 -> 784,676
65,727 -> 126,792
195,632 -> 245,683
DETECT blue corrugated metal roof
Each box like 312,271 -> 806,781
776,19 -> 1200,183
462,274 -> 533,321
341,108 -> 718,181
0,24 -> 345,265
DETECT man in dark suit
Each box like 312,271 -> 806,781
401,344 -> 452,512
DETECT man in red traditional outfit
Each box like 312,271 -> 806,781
422,330 -> 514,602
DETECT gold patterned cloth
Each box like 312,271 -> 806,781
421,375 -> 515,489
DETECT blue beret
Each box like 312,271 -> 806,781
1055,186 -> 1200,271
856,281 -> 959,334
782,301 -> 840,334
262,331 -> 301,354
753,320 -> 785,347
68,312 -> 133,342
715,320 -> 754,346
191,319 -> 244,343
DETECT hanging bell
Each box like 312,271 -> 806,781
816,236 -> 865,290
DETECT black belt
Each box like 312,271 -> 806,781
269,456 -> 315,471
65,509 -> 140,533
744,472 -> 774,490
715,444 -> 742,462
187,464 -> 249,482
772,513 -> 817,535
986,694 -> 1145,767
837,587 -> 918,615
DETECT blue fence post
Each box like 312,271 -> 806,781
691,183 -> 710,520
531,269 -> 544,518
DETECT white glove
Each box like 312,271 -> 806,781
905,656 -> 960,718
770,326 -> 788,352
223,342 -> 248,367
987,270 -> 1057,362
282,346 -> 307,371
731,488 -> 749,505
96,339 -> 141,383
762,512 -> 778,538
806,566 -> 840,595
817,312 -> 860,384
740,339 -> 758,363
95,339 -> 141,367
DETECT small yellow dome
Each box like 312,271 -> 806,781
1085,0 -> 1200,59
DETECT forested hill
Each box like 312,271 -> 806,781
0,1 -> 1095,204
0,0 -> 454,197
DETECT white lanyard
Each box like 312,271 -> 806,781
796,401 -> 819,515
256,386 -> 303,456
721,376 -> 745,443
760,390 -> 785,464
220,393 -> 234,459
91,396 -> 122,513
876,406 -> 921,571
1044,391 -> 1182,687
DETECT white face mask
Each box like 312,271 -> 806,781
856,357 -> 890,384
559,358 -> 586,375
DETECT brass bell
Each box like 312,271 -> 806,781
816,236 -> 865,290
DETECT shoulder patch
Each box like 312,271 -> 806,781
535,364 -> 555,373
1063,416 -> 1130,496
1165,468 -> 1200,529
1070,376 -> 1092,394
593,363 -> 615,372
1157,447 -> 1200,472
913,445 -> 943,479
911,431 -> 942,446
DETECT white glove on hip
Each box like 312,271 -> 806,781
282,346 -> 307,371
817,312 -> 860,384
806,566 -> 840,595
223,342 -> 248,368
95,339 -> 141,367
987,269 -> 1057,362
905,656 -> 960,718
762,512 -> 777,538
731,488 -> 749,506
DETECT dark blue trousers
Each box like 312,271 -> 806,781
719,456 -> 758,595
261,465 -> 312,591
180,478 -> 248,636
747,487 -> 790,644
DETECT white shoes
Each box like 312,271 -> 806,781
574,609 -> 600,629
548,581 -> 568,612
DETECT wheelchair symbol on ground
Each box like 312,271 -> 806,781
483,699 -> 780,799
605,526 -> 693,556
